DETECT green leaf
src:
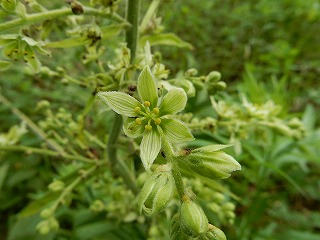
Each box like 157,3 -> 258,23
45,36 -> 90,48
137,65 -> 158,108
46,24 -> 127,48
97,91 -> 142,117
140,33 -> 193,50
160,88 -> 187,115
123,118 -> 144,138
140,130 -> 161,170
161,119 -> 194,143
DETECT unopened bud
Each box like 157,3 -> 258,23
185,150 -> 241,179
138,165 -> 174,216
180,197 -> 208,237
206,71 -> 221,83
48,179 -> 65,192
206,224 -> 226,240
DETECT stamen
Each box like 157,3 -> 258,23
154,118 -> 161,125
135,118 -> 142,124
153,107 -> 159,114
144,101 -> 151,107
134,106 -> 141,114
145,125 -> 152,131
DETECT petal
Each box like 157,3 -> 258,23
97,91 -> 142,117
123,118 -> 144,138
140,130 -> 161,170
137,65 -> 158,108
160,88 -> 187,115
192,144 -> 233,153
161,119 -> 194,143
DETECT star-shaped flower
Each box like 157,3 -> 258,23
97,65 -> 194,170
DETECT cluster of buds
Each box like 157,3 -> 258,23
36,208 -> 59,235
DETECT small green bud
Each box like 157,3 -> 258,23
48,217 -> 59,231
206,71 -> 221,83
206,224 -> 226,240
184,150 -> 241,179
36,221 -> 50,235
48,179 -> 65,192
1,0 -> 17,13
185,68 -> 198,77
138,165 -> 174,216
180,197 -> 208,237
40,208 -> 53,219
221,202 -> 235,211
212,192 -> 225,203
90,200 -> 105,212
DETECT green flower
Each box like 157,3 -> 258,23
97,65 -> 194,170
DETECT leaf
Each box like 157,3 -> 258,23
140,33 -> 193,49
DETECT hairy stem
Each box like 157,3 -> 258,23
105,0 -> 141,194
125,0 -> 141,61
0,145 -> 94,163
161,132 -> 186,199
0,7 -> 128,33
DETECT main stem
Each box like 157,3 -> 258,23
106,0 -> 141,194
0,7 -> 127,33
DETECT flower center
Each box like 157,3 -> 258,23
134,101 -> 161,130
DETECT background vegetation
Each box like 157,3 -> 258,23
1,0 -> 320,239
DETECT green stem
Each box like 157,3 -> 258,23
161,132 -> 185,199
0,145 -> 95,163
0,93 -> 66,156
104,0 -> 141,194
0,7 -> 128,33
125,0 -> 141,61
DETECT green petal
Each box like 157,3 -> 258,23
97,91 -> 142,117
137,65 -> 158,108
192,144 -> 233,153
123,118 -> 144,138
160,88 -> 187,115
140,130 -> 161,170
161,119 -> 194,143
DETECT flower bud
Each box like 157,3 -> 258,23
206,71 -> 221,83
184,150 -> 241,179
40,208 -> 53,219
180,197 -> 208,237
48,179 -> 65,192
205,224 -> 226,240
137,165 -> 174,216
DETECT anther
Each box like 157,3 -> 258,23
154,118 -> 161,125
135,118 -> 142,125
153,107 -> 159,114
134,106 -> 141,113
144,101 -> 150,107
145,125 -> 152,131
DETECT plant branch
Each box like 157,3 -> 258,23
0,145 -> 94,163
104,0 -> 141,194
0,93 -> 66,156
0,7 -> 128,33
